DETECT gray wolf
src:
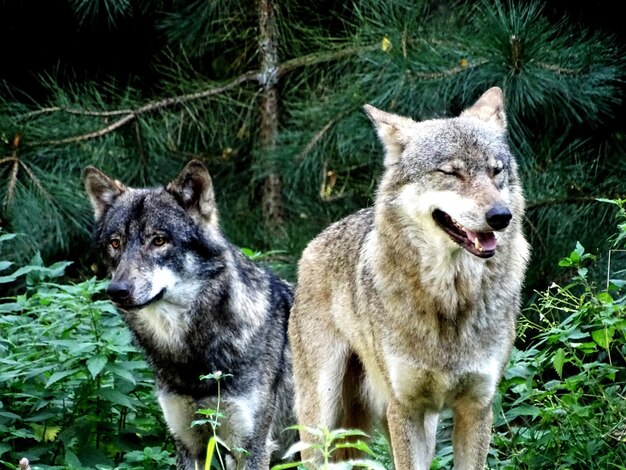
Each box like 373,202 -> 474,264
288,87 -> 530,469
84,160 -> 296,469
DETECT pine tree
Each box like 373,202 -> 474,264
0,0 -> 623,292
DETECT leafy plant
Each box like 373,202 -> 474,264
274,426 -> 386,470
491,200 -> 626,469
191,371 -> 238,470
0,234 -> 172,469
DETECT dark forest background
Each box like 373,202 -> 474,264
1,0 -> 625,297
0,1 -> 625,468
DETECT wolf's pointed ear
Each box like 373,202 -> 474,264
461,87 -> 507,130
83,166 -> 126,221
167,160 -> 218,227
363,104 -> 416,166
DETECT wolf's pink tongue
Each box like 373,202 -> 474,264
465,230 -> 497,251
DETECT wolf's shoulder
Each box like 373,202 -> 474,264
302,207 -> 374,259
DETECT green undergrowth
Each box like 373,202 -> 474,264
1,200 -> 625,469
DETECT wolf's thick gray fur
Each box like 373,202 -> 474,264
84,160 -> 296,469
289,87 -> 530,469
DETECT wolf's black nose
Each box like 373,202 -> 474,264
107,281 -> 131,302
486,206 -> 512,230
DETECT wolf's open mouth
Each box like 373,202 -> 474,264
118,288 -> 166,310
432,209 -> 496,258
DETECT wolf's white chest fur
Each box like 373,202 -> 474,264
383,351 -> 501,410
135,302 -> 191,351
363,233 -> 502,411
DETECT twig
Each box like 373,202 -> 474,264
296,108 -> 355,161
526,196 -> 620,211
34,113 -> 135,146
408,59 -> 489,80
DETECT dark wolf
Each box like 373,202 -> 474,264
84,160 -> 295,469
289,87 -> 530,469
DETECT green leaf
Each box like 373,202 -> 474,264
0,302 -> 22,313
205,436 -> 217,470
270,460 -> 305,470
329,428 -> 370,441
106,363 -> 137,384
0,233 -> 17,242
591,327 -> 615,349
504,405 -> 541,420
0,443 -> 11,457
65,450 -> 82,467
552,348 -> 566,379
334,440 -> 376,456
0,261 -> 13,272
574,241 -> 585,257
99,388 -> 136,410
281,440 -> 317,459
87,355 -> 108,379
596,292 -> 614,304
46,368 -> 81,388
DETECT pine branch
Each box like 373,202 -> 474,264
277,44 -> 379,78
35,113 -> 136,146
25,43 -> 378,148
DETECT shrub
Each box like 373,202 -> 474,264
492,201 -> 626,469
0,234 -> 173,469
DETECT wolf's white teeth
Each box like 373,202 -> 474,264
474,238 -> 483,251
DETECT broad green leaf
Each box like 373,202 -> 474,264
0,443 -> 11,457
0,261 -> 13,272
335,439 -> 376,456
65,450 -> 82,467
106,364 -> 137,384
0,411 -> 21,420
0,302 -> 23,312
574,241 -> 585,256
0,233 -> 17,242
99,388 -> 136,410
596,292 -> 614,304
31,423 -> 61,442
504,405 -> 541,420
591,327 -> 615,349
552,348 -> 566,379
45,368 -> 81,388
87,355 -> 108,379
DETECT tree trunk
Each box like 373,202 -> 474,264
257,0 -> 284,230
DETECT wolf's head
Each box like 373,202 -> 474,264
84,160 -> 225,311
364,87 -> 523,259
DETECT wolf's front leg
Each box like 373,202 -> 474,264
174,441 -> 200,470
452,400 -> 492,470
386,400 -> 438,470
235,435 -> 272,470
289,317 -> 350,467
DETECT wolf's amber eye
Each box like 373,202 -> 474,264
152,236 -> 167,247
110,239 -> 121,249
